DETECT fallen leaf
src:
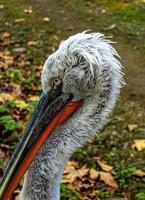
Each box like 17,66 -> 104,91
15,100 -> 28,110
36,65 -> 43,70
0,149 -> 10,167
107,186 -> 118,195
0,92 -> 14,103
10,83 -> 22,97
134,169 -> 145,177
127,124 -> 138,132
0,51 -> 14,68
28,95 -> 39,101
2,32 -> 10,38
132,139 -> 145,151
27,41 -> 39,46
62,171 -> 77,184
24,6 -> 33,13
0,143 -> 10,149
67,25 -> 74,31
103,24 -> 116,31
42,17 -> 50,22
63,162 -> 88,184
97,159 -> 113,172
0,4 -> 4,9
101,9 -> 106,13
82,183 -> 92,189
89,168 -> 99,180
65,160 -> 79,170
14,18 -> 25,23
92,190 -> 100,196
12,47 -> 26,53
77,165 -> 89,179
99,171 -> 118,190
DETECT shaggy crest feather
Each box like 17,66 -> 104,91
42,31 -> 124,94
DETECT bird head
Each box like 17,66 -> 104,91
0,32 -> 123,200
41,32 -> 122,101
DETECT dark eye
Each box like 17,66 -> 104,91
53,78 -> 61,86
54,79 -> 59,83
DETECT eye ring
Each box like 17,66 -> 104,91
54,79 -> 59,83
53,77 -> 61,86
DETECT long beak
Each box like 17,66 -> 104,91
0,85 -> 82,200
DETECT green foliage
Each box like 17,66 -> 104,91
6,69 -> 23,82
136,192 -> 145,200
100,191 -> 111,199
61,0 -> 145,49
0,104 -> 9,113
0,160 -> 4,173
22,77 -> 35,90
60,184 -> 80,200
0,115 -> 22,131
115,165 -> 137,188
74,148 -> 87,161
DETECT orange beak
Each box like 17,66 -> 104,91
0,85 -> 82,200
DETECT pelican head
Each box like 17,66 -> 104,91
0,32 -> 124,200
42,32 -> 122,100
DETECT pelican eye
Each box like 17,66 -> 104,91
53,77 -> 62,87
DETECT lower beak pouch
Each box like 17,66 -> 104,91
0,87 -> 81,200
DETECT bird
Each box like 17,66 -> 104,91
0,32 -> 124,200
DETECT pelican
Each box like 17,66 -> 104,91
0,32 -> 124,200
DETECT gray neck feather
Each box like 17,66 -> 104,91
20,32 -> 124,200
20,65 -> 121,200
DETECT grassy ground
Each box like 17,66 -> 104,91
60,0 -> 145,49
0,0 -> 145,199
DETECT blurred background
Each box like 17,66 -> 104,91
0,0 -> 145,199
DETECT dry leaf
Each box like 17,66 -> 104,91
67,25 -> 74,31
0,92 -> 14,103
97,159 -> 113,172
65,160 -> 79,169
24,6 -> 33,13
63,162 -> 89,184
99,172 -> 118,190
12,47 -> 26,53
127,124 -> 138,132
15,100 -> 28,110
82,183 -> 92,189
89,168 -> 99,180
0,149 -> 10,167
92,190 -> 100,196
77,165 -> 89,179
62,161 -> 78,183
134,169 -> 145,177
28,95 -> 39,101
43,17 -> 50,22
62,171 -> 77,184
0,51 -> 14,68
103,24 -> 116,31
132,139 -> 145,151
14,18 -> 25,23
2,32 -> 10,38
0,5 -> 4,9
10,83 -> 22,97
27,41 -> 39,46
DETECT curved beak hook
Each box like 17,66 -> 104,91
0,85 -> 82,200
